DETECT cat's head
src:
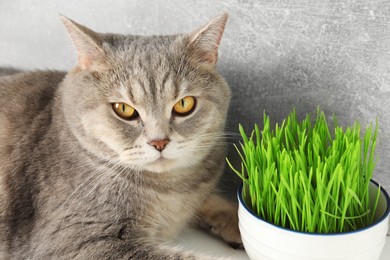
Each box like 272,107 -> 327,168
60,14 -> 231,173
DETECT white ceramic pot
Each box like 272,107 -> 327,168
238,180 -> 390,260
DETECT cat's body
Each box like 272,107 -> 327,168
0,14 -> 241,259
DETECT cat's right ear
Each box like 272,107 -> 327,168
60,15 -> 105,70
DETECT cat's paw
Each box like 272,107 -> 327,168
207,205 -> 242,248
198,195 -> 243,249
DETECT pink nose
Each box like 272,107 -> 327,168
148,138 -> 170,151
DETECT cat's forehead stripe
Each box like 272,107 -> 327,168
161,72 -> 170,93
146,73 -> 157,98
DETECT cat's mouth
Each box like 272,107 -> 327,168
156,155 -> 174,165
145,155 -> 177,173
156,155 -> 166,161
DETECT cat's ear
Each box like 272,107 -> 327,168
60,15 -> 105,70
188,13 -> 228,66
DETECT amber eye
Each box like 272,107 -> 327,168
112,102 -> 138,120
173,96 -> 196,116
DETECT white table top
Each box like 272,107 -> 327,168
174,228 -> 390,260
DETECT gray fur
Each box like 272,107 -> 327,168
0,67 -> 21,77
0,14 -> 241,259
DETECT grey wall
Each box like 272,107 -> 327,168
1,0 -> 389,194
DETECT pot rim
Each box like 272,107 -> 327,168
237,179 -> 390,236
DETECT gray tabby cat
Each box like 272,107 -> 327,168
0,13 -> 242,259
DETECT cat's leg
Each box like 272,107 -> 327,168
65,242 -> 208,260
197,194 -> 242,248
34,240 -> 228,260
31,225 -> 229,260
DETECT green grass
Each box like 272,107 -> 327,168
227,108 -> 380,233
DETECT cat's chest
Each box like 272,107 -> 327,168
140,187 -> 208,241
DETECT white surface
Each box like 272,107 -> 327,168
176,229 -> 390,260
174,228 -> 248,260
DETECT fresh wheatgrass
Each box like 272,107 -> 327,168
227,108 -> 380,233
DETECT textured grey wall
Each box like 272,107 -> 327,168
1,0 -> 389,194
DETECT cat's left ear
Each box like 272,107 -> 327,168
188,13 -> 228,66
60,15 -> 106,70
